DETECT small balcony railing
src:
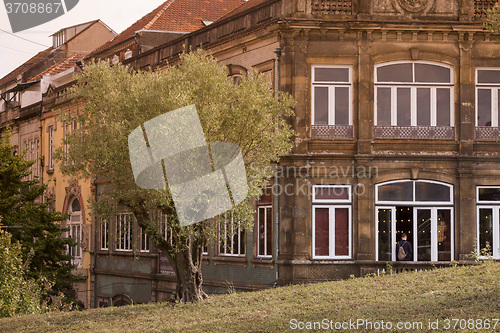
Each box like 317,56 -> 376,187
311,0 -> 352,15
312,125 -> 353,140
476,126 -> 500,141
474,0 -> 498,18
374,126 -> 455,140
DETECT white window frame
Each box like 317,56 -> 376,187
48,126 -> 54,170
218,212 -> 245,256
100,218 -> 109,250
476,186 -> 500,259
139,226 -> 150,253
374,61 -> 454,127
375,179 -> 453,206
475,68 -> 500,127
311,65 -> 353,126
312,185 -> 352,259
375,180 -> 455,262
116,213 -> 133,251
67,198 -> 82,266
257,205 -> 272,258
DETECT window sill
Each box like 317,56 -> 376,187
251,257 -> 274,268
212,255 -> 247,266
46,168 -> 54,174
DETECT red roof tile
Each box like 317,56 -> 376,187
90,0 -> 245,55
29,53 -> 84,82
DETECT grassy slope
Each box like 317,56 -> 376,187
1,264 -> 500,332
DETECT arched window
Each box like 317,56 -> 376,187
67,198 -> 82,265
375,180 -> 454,262
374,62 -> 454,139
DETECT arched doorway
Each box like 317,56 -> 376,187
375,180 -> 454,262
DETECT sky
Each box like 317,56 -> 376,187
0,0 -> 168,79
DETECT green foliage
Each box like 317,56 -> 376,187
465,239 -> 494,262
0,133 -> 80,307
0,229 -> 42,317
55,49 -> 294,300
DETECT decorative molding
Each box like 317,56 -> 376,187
393,0 -> 435,15
65,178 -> 81,200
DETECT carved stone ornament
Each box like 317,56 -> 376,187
393,0 -> 434,14
65,178 -> 81,199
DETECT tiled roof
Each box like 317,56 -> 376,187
0,48 -> 53,87
0,20 -> 109,88
29,53 -> 84,82
217,0 -> 269,21
90,0 -> 245,55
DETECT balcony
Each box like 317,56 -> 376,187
474,0 -> 498,18
311,0 -> 352,16
312,125 -> 353,140
476,126 -> 500,141
374,126 -> 455,140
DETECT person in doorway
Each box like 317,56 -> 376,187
396,233 -> 413,261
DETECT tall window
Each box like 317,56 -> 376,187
48,126 -> 54,170
257,206 -> 272,257
116,213 -> 133,251
312,66 -> 352,126
100,218 -> 109,250
376,180 -> 454,262
67,198 -> 82,265
476,69 -> 500,127
218,212 -> 245,256
476,186 -> 500,259
375,62 -> 454,128
312,185 -> 352,259
139,226 -> 150,253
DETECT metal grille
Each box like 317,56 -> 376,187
312,125 -> 353,140
476,126 -> 500,141
474,0 -> 498,17
374,126 -> 455,140
311,0 -> 352,15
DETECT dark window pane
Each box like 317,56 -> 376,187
437,210 -> 452,261
436,88 -> 451,126
315,67 -> 349,82
377,209 -> 392,261
315,187 -> 349,201
478,187 -> 500,202
397,88 -> 411,126
258,207 -> 265,256
417,88 -> 431,126
415,182 -> 451,202
335,208 -> 349,256
314,87 -> 329,125
417,209 -> 432,261
479,208 -> 493,254
377,63 -> 413,82
378,182 -> 413,202
477,89 -> 492,126
315,208 -> 330,256
377,87 -> 391,126
335,87 -> 349,125
478,69 -> 500,84
415,63 -> 451,83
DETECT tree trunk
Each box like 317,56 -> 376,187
172,247 -> 207,302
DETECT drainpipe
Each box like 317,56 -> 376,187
273,47 -> 282,285
92,178 -> 98,308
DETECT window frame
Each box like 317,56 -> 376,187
374,61 -> 454,127
311,65 -> 353,126
375,179 -> 454,206
218,212 -> 245,256
67,198 -> 82,265
476,186 -> 500,259
115,212 -> 133,252
100,218 -> 109,250
475,68 -> 500,127
311,185 -> 352,260
139,226 -> 150,253
48,125 -> 54,170
256,205 -> 273,258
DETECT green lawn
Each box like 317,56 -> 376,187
1,263 -> 500,332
